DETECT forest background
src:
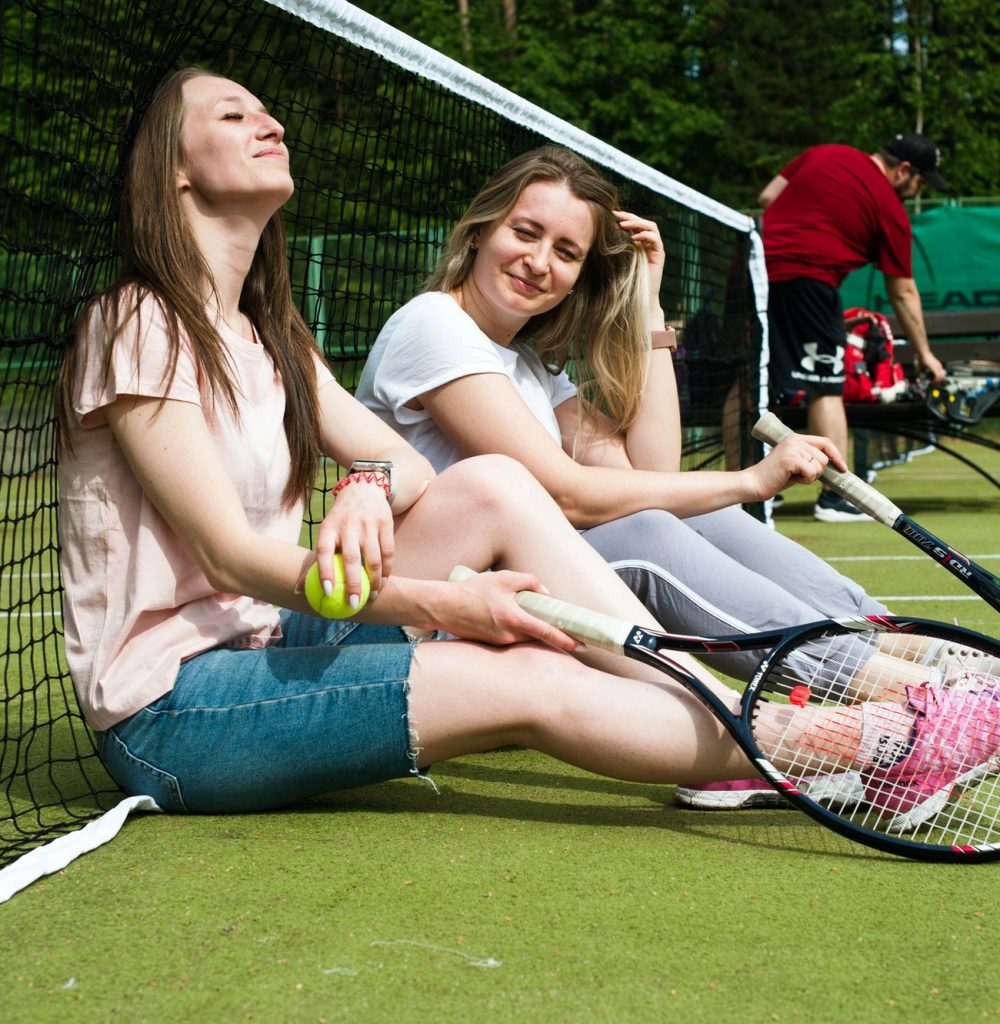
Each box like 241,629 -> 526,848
352,0 -> 999,208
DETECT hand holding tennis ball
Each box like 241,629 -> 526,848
304,554 -> 370,618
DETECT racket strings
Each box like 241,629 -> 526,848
768,626 -> 883,703
855,686 -> 1000,840
752,704 -> 862,785
751,628 -> 883,775
750,625 -> 1000,848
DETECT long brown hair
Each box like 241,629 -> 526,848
57,66 -> 323,504
426,145 -> 649,428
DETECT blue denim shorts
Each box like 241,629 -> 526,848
97,612 -> 418,813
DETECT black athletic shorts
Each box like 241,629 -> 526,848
768,278 -> 845,402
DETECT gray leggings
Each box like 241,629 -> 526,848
583,504 -> 889,683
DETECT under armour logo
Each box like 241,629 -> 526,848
801,342 -> 844,375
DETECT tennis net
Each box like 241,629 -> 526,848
0,0 -> 766,888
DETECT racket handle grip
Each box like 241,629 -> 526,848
448,565 -> 630,653
752,412 -> 902,527
514,590 -> 630,653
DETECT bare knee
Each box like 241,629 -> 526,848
498,646 -> 600,748
437,455 -> 557,521
407,640 -> 592,756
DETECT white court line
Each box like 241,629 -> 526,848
5,556 -> 998,615
19,559 -> 995,572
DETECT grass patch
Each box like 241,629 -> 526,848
2,434 -> 1000,1022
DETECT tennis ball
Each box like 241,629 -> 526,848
304,555 -> 370,618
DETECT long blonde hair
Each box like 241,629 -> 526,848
57,66 -> 323,504
426,145 -> 650,427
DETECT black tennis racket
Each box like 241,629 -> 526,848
753,411 -> 1000,614
449,566 -> 1000,861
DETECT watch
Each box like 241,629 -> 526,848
349,460 -> 396,506
650,328 -> 678,351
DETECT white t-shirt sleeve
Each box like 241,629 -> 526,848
362,293 -> 508,427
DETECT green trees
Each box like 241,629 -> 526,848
353,0 -> 1000,207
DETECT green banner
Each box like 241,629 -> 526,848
840,205 -> 1000,327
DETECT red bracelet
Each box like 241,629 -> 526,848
331,470 -> 391,502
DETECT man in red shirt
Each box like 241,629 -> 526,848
760,133 -> 947,521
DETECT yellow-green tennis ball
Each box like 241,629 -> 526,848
304,555 -> 370,618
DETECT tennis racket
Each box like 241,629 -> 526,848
449,566 -> 1000,861
753,411 -> 1000,614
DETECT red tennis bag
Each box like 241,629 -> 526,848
843,307 -> 907,403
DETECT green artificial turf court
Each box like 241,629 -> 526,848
2,431 -> 1000,1024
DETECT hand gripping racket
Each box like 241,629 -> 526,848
753,411 -> 1000,615
449,566 -> 1000,862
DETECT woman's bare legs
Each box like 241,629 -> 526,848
392,456 -> 740,701
406,640 -> 744,782
390,458 -> 909,787
846,652 -> 936,702
406,639 -> 867,784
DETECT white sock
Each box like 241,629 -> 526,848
856,703 -> 915,769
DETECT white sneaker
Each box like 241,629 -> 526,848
673,779 -> 789,810
925,640 -> 1000,681
797,771 -> 866,810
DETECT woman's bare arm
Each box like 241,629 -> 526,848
420,371 -> 838,527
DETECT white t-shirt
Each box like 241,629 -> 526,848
356,292 -> 577,472
58,295 -> 334,729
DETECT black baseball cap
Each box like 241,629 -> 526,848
883,132 -> 947,190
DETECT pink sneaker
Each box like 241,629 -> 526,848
862,679 -> 1000,833
674,774 -> 864,811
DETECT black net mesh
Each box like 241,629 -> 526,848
0,0 -> 762,869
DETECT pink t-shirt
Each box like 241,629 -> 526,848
58,295 -> 333,730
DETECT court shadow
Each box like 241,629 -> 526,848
890,494 -> 997,515
287,763 -> 887,864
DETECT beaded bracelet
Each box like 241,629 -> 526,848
331,470 -> 392,503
